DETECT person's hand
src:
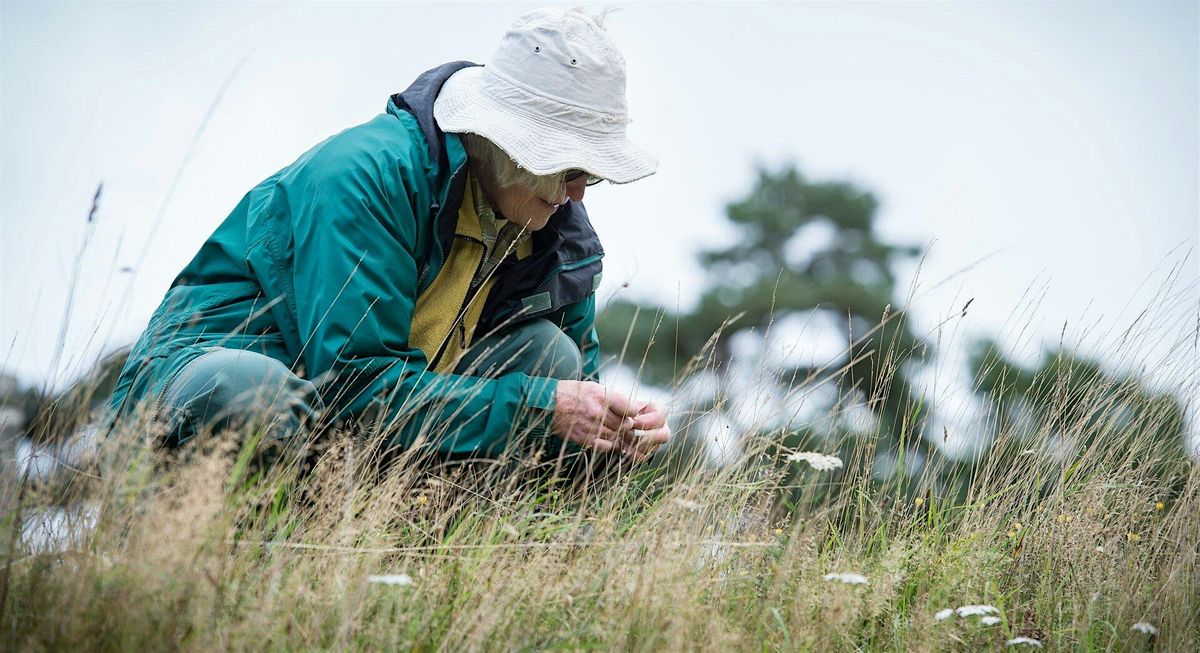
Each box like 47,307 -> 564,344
551,380 -> 638,452
621,401 -> 671,463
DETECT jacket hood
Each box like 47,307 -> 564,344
390,61 -> 480,170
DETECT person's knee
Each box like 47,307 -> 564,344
515,320 -> 582,381
197,350 -> 297,407
161,348 -> 319,444
458,319 -> 582,381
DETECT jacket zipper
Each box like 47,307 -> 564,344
419,160 -> 469,296
428,236 -> 488,371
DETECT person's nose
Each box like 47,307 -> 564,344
564,175 -> 588,203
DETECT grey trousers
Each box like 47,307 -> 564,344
159,319 -> 582,451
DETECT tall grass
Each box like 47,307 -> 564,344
1,302 -> 1196,652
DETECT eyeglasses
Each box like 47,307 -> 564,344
564,169 -> 605,186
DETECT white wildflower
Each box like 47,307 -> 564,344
957,604 -> 1000,617
1006,637 -> 1043,648
671,497 -> 702,511
980,616 -> 1002,626
823,572 -> 869,585
1130,622 -> 1158,635
934,608 -> 954,622
788,451 -> 844,471
367,574 -> 414,587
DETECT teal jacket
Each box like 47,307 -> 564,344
107,62 -> 604,455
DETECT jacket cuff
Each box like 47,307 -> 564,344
517,374 -> 558,439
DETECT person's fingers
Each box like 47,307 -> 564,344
608,420 -> 641,443
620,432 -> 641,447
629,435 -> 667,460
614,417 -> 639,443
612,428 -> 667,462
586,435 -> 618,453
631,427 -> 670,447
631,405 -> 666,430
602,389 -> 640,421
606,409 -> 638,440
596,408 -> 630,434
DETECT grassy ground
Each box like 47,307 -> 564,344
1,391 -> 1195,652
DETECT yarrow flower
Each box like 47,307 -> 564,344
938,604 -> 1004,623
788,451 -> 844,471
823,572 -> 869,585
956,604 -> 1000,617
1131,622 -> 1158,635
367,574 -> 414,587
1006,637 -> 1043,648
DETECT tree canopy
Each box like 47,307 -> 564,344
598,165 -> 931,459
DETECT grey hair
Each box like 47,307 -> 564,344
460,132 -> 566,200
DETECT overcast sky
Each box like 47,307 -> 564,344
2,0 -> 1197,422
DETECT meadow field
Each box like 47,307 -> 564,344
1,316 -> 1195,653
3,3 -> 1197,650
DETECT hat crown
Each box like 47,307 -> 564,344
488,8 -> 627,117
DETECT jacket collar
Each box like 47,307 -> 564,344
388,61 -> 479,171
389,62 -> 479,287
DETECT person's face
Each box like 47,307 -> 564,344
489,179 -> 565,231
480,171 -> 593,231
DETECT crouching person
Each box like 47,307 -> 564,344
103,8 -> 670,473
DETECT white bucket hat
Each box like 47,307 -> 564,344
433,7 -> 657,184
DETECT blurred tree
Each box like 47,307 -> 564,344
25,348 -> 129,443
597,165 -> 934,468
0,373 -> 40,478
0,373 -> 41,436
967,339 -> 1190,490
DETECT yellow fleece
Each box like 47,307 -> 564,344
409,174 -> 532,373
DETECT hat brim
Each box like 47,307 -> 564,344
433,67 -> 658,185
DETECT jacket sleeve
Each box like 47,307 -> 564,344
547,294 -> 601,381
254,151 -> 558,457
